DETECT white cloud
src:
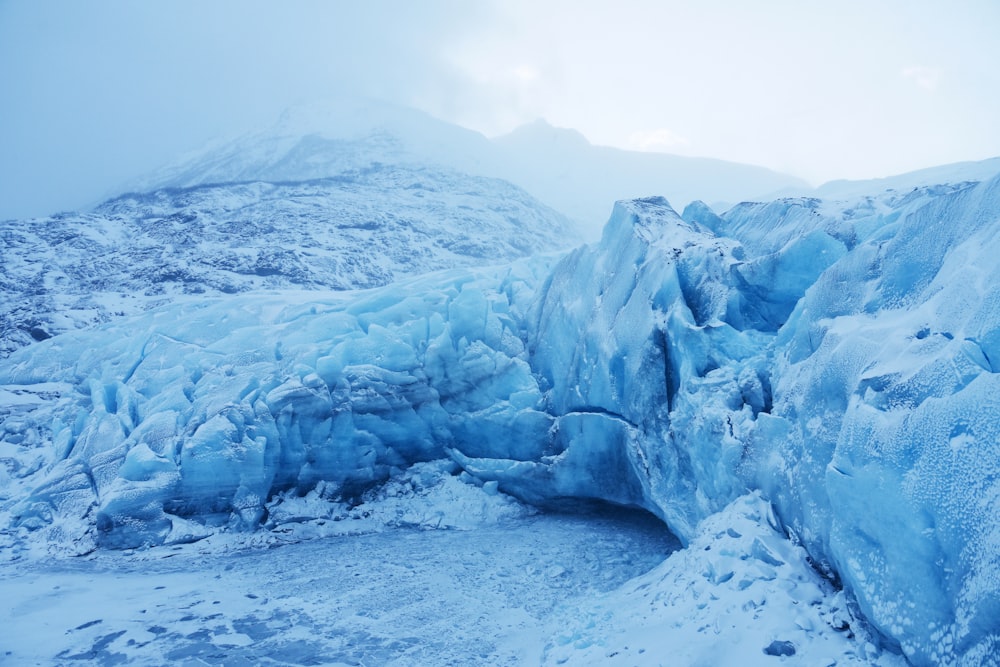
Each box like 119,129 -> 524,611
510,65 -> 541,83
901,65 -> 943,91
628,128 -> 690,152
2,1 -> 998,217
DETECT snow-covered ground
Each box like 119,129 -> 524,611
0,469 -> 900,666
0,511 -> 664,665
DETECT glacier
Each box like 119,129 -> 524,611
2,170 -> 1000,664
0,161 -> 576,356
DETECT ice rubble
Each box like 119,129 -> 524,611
3,175 -> 1000,664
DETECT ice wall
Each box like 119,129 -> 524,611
1,261 -> 558,548
747,179 -> 1000,665
460,197 -> 771,538
3,178 -> 1000,664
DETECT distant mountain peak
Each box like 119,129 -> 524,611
128,98 -> 497,194
496,119 -> 592,150
267,97 -> 476,144
126,98 -> 812,241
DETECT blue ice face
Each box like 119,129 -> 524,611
751,177 -> 1000,665
4,175 -> 1000,665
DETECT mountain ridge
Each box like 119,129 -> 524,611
0,162 -> 577,356
128,100 -> 811,239
129,100 -> 1000,241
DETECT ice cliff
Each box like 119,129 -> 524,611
2,173 -> 1000,664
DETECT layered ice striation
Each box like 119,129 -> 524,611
3,174 -> 1000,664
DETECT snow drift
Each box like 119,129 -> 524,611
3,173 -> 1000,664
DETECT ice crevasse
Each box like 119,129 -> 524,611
3,176 -> 1000,664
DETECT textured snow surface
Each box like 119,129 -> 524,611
0,482 -> 675,666
2,489 -> 898,667
3,169 -> 1000,663
543,494 -> 904,666
0,162 -> 576,355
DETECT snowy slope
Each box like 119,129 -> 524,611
0,163 -> 576,356
128,99 -> 502,193
804,156 -> 1000,201
541,493 -> 902,666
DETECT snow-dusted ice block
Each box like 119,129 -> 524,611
527,184 -> 1000,664
524,197 -> 770,536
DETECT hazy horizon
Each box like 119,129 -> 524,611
2,0 -> 999,219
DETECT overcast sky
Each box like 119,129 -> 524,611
2,0 -> 999,219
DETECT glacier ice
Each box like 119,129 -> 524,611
1,260 -> 559,549
3,173 -> 1000,664
0,161 -> 577,356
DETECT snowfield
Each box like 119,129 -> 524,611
1,470 -> 900,666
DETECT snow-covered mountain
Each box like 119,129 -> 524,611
127,99 -> 503,194
0,162 -> 576,356
3,161 -> 1000,664
796,155 -> 1000,202
132,99 -> 810,239
0,98 -> 811,354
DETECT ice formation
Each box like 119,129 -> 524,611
0,162 -> 576,355
3,171 -> 1000,664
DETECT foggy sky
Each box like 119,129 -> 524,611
2,0 -> 999,219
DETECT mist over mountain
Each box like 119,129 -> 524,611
131,99 -> 810,240
131,99 -> 1000,242
492,118 -> 810,234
